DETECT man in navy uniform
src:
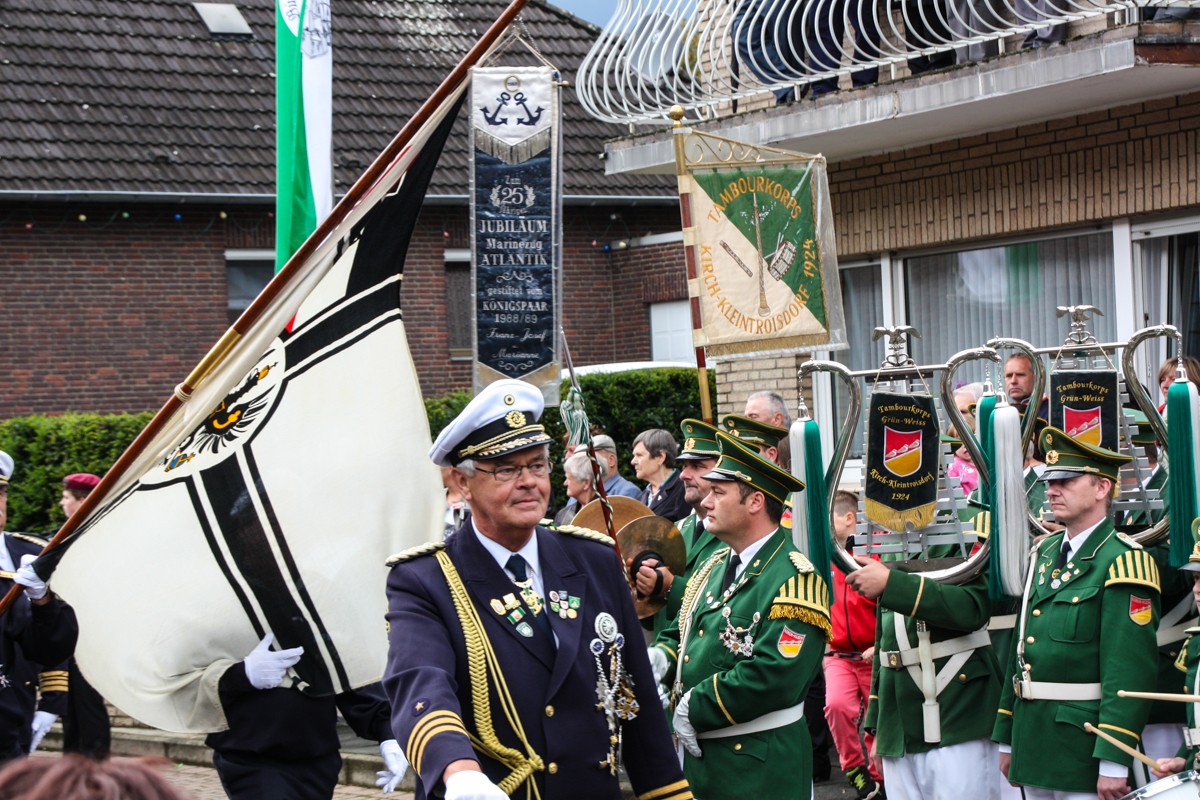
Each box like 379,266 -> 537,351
0,450 -> 79,765
383,379 -> 689,800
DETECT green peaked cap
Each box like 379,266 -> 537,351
1128,408 -> 1159,447
1038,425 -> 1131,483
1183,519 -> 1200,572
721,413 -> 788,449
678,419 -> 722,461
704,430 -> 805,504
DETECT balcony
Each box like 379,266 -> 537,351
577,8 -> 1200,172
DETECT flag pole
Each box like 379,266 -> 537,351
0,0 -> 530,619
670,105 -> 713,424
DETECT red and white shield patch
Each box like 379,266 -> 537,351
1129,596 -> 1152,626
777,626 -> 805,658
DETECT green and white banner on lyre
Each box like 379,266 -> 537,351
276,0 -> 333,271
676,134 -> 847,358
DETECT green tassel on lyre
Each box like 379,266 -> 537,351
802,419 -> 834,590
1167,378 -> 1200,568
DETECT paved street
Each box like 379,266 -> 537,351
30,752 -> 414,800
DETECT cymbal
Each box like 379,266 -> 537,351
571,495 -> 654,537
617,515 -> 687,619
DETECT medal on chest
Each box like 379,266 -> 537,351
548,590 -> 580,620
717,607 -> 761,658
591,612 -> 639,775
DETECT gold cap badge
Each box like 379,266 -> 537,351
505,410 -> 526,428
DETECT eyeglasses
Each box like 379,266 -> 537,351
474,460 -> 554,483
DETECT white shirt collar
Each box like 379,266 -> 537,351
1025,463 -> 1046,478
1061,518 -> 1105,562
472,520 -> 542,596
731,530 -> 774,578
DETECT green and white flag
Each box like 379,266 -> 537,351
276,0 -> 333,271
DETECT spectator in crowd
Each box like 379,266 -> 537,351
948,0 -> 1002,62
1157,356 -> 1200,409
743,391 -> 794,472
947,383 -> 984,495
441,466 -> 469,538
803,0 -> 882,98
591,435 -> 643,499
825,490 -> 883,800
554,450 -> 608,526
0,754 -> 190,800
904,0 -> 955,75
732,0 -> 808,103
1015,0 -> 1066,48
57,474 -> 112,761
632,429 -> 690,521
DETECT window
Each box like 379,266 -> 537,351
649,300 -> 694,363
833,263 -> 884,458
445,258 -> 473,359
226,251 -> 274,326
904,232 -> 1117,383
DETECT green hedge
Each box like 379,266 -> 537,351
0,412 -> 153,533
0,368 -> 713,532
426,368 -> 717,511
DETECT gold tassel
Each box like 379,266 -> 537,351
769,603 -> 833,643
863,498 -> 938,532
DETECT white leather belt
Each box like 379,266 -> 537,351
989,615 -> 1017,631
881,629 -> 992,669
697,702 -> 805,739
1016,680 -> 1102,701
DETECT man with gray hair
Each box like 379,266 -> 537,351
745,390 -> 792,430
590,435 -> 641,499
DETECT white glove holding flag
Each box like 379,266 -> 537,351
444,770 -> 508,800
376,739 -> 409,793
243,633 -> 304,690
647,646 -> 669,685
673,689 -> 702,758
29,711 -> 57,752
15,555 -> 47,600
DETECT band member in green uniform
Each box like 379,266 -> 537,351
661,431 -> 830,800
995,427 -> 1160,800
1152,533 -> 1200,779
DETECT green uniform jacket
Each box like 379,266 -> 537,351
993,520 -> 1162,794
863,550 -> 1002,757
658,527 -> 830,800
1172,629 -> 1200,765
651,512 -> 724,663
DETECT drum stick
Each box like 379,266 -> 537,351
1118,689 -> 1200,703
1083,722 -> 1161,770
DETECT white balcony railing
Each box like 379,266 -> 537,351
576,0 -> 1197,125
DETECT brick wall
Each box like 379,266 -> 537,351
827,93 -> 1200,257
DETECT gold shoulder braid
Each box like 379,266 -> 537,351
434,551 -> 544,798
385,541 -> 446,566
678,549 -> 729,637
770,558 -> 833,642
555,525 -> 616,547
9,533 -> 48,547
1104,550 -> 1161,592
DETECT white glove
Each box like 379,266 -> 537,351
29,711 -> 56,752
243,633 -> 304,690
444,769 -> 508,800
376,739 -> 409,793
15,555 -> 47,600
673,689 -> 702,758
647,646 -> 669,685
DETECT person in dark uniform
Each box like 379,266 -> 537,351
54,472 -> 112,759
205,634 -> 407,800
0,451 -> 79,765
383,379 -> 689,800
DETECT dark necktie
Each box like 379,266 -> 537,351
1053,541 -> 1070,574
506,554 -> 555,645
719,553 -> 741,594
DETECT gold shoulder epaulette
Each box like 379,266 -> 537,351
555,525 -> 615,547
1175,641 -> 1190,673
9,533 -> 47,547
539,518 -> 556,528
1105,549 -> 1160,592
386,541 -> 446,566
972,510 -> 992,540
772,565 -> 832,642
1115,531 -> 1144,550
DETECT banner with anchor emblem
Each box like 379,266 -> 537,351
38,86 -> 461,734
675,134 -> 846,358
864,392 -> 940,531
470,66 -> 562,404
1049,371 -> 1120,452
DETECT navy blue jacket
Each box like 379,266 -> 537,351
384,523 -> 688,800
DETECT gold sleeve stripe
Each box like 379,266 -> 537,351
997,708 -> 1013,716
412,722 -> 469,776
713,674 -> 736,726
1098,723 -> 1140,742
639,780 -> 691,800
38,678 -> 69,692
868,694 -> 878,700
1106,550 -> 1161,591
655,644 -> 677,661
1176,645 -> 1190,673
912,576 -> 926,617
39,671 -> 68,679
406,710 -> 465,756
